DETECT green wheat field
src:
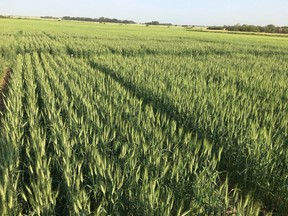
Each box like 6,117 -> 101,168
0,18 -> 288,215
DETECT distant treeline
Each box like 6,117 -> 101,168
208,24 -> 288,34
145,21 -> 172,26
0,15 -> 10,18
62,16 -> 135,24
40,16 -> 59,20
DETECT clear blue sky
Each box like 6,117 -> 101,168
1,0 -> 288,26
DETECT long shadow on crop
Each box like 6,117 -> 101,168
89,60 -> 208,140
88,61 -> 228,168
88,60 -> 252,199
89,60 -> 288,214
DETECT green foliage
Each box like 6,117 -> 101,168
207,26 -> 225,30
0,18 -> 288,215
62,16 -> 136,24
225,24 -> 288,34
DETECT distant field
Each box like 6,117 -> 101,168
203,28 -> 288,37
0,18 -> 288,215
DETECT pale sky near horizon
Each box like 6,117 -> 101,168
1,0 -> 287,26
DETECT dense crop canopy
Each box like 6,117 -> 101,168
1,18 -> 288,215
